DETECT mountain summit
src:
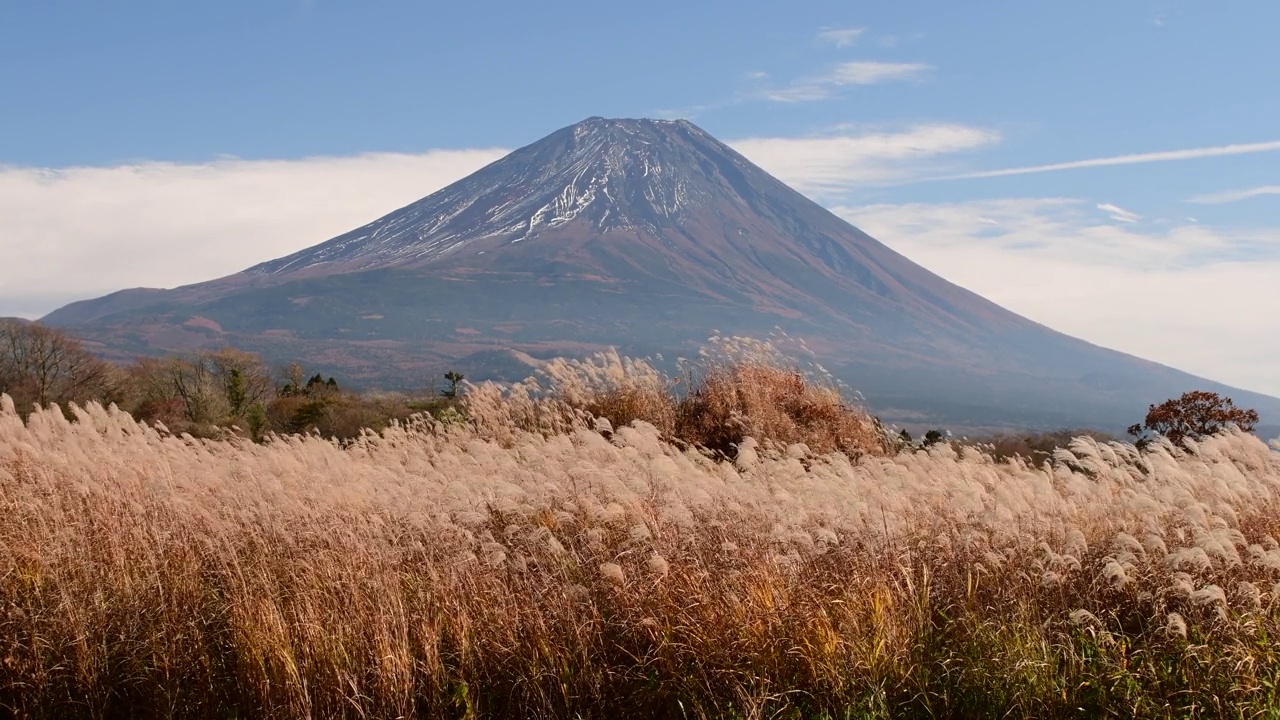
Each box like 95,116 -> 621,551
250,117 -> 725,275
243,116 -> 1002,337
44,117 -> 1280,432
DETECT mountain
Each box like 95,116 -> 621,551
44,117 -> 1280,434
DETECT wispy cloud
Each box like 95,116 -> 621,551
729,124 -> 1000,197
762,85 -> 835,103
652,103 -> 721,120
1097,202 -> 1141,223
831,61 -> 930,84
1187,185 -> 1280,204
877,32 -> 925,48
930,140 -> 1280,181
837,198 -> 1280,395
816,26 -> 865,47
763,60 -> 932,102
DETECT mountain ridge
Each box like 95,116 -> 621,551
43,117 -> 1280,434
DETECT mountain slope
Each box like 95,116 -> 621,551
44,117 -> 1280,433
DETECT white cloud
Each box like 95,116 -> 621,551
816,26 -> 865,47
0,149 -> 506,317
729,124 -> 1000,197
762,85 -> 837,103
830,61 -> 930,84
932,140 -> 1280,181
836,198 -> 1280,396
763,60 -> 932,102
1188,185 -> 1280,204
653,103 -> 718,119
1096,202 -> 1141,223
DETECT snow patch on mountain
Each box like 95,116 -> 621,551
247,118 -> 716,276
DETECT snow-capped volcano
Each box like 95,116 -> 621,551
237,116 -> 1011,338
44,117 -> 1280,433
249,118 -> 724,276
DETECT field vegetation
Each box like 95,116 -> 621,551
2,334 -> 1280,718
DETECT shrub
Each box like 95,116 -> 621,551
473,342 -> 886,458
674,361 -> 884,457
1128,390 -> 1259,448
967,428 -> 1121,465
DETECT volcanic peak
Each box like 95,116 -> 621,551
245,116 -> 735,278
40,116 -> 1280,434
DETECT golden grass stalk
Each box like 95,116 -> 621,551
2,390 -> 1280,718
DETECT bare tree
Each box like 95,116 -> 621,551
0,320 -> 117,414
167,356 -> 223,424
127,349 -> 274,426
125,357 -> 187,424
206,348 -> 273,417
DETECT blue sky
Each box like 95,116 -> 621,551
1,1 -> 1277,396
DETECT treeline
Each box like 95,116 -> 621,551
3,319 -> 1260,457
0,322 -> 893,456
0,320 -> 456,440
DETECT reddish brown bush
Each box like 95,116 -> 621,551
1128,390 -> 1259,448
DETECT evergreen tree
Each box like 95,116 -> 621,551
443,371 -> 465,399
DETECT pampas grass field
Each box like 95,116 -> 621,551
3,352 -> 1280,718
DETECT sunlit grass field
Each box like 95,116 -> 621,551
3,354 -> 1280,718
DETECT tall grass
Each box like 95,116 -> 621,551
467,340 -> 887,458
2,384 -> 1280,717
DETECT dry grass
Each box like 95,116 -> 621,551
674,362 -> 885,458
538,349 -> 680,435
3,379 -> 1280,717
469,340 -> 887,460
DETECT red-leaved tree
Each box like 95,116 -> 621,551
1127,390 -> 1259,448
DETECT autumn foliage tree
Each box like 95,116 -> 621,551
1127,390 -> 1259,448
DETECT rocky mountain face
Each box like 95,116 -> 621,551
44,117 -> 1280,433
